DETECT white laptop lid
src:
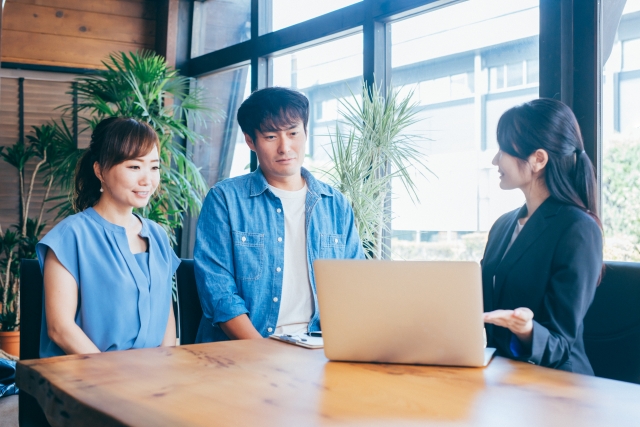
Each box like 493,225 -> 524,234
314,260 -> 488,367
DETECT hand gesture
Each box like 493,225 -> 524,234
483,307 -> 534,345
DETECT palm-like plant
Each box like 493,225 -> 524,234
0,229 -> 20,331
55,50 -> 220,242
325,82 -> 429,258
45,121 -> 85,220
0,124 -> 57,331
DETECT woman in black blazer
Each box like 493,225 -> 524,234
482,99 -> 603,375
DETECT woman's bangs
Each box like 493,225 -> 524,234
122,126 -> 159,160
102,120 -> 159,169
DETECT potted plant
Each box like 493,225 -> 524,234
50,50 -> 220,243
0,51 -> 218,354
0,124 -> 57,356
324,81 -> 429,258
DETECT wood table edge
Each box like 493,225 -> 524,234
16,361 -> 130,427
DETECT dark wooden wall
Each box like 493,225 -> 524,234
0,0 -> 173,233
0,76 -> 78,235
1,0 -> 157,69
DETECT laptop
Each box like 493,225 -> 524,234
314,260 -> 495,367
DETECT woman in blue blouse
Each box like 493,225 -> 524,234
36,117 -> 180,357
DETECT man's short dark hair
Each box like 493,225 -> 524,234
236,87 -> 310,142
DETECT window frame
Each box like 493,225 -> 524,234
182,0 -> 604,258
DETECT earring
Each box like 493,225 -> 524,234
100,182 -> 104,193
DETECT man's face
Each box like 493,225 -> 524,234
244,120 -> 307,183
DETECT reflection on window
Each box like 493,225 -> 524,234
389,0 -> 539,262
191,0 -> 251,56
270,0 -> 361,32
193,66 -> 251,187
271,34 -> 363,169
228,70 -> 253,179
602,0 -> 640,261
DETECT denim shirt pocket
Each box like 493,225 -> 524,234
319,233 -> 346,259
232,231 -> 264,281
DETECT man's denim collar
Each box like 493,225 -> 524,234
249,166 -> 333,198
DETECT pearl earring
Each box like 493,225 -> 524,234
100,182 -> 104,193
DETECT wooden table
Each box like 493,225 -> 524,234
16,339 -> 640,427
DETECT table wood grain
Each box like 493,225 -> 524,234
16,339 -> 640,427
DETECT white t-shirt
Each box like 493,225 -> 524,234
503,219 -> 526,257
268,183 -> 314,336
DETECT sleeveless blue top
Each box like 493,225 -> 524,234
36,208 -> 180,358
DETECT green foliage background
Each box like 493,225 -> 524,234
57,51 -> 220,242
602,130 -> 640,261
0,51 -> 219,330
324,82 -> 430,258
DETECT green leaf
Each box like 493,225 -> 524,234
321,80 -> 433,258
49,50 -> 225,247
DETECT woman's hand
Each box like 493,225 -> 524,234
483,307 -> 534,345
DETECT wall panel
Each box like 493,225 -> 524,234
0,78 -> 20,230
1,0 -> 156,69
0,76 -> 74,235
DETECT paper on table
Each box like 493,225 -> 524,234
269,333 -> 324,349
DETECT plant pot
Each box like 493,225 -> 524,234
0,331 -> 20,358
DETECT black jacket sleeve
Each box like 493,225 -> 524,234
525,217 -> 603,368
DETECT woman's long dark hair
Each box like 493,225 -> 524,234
496,98 -> 600,224
74,117 -> 159,212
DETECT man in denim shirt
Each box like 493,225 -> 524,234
194,87 -> 364,342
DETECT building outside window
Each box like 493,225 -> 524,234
388,0 -> 538,261
188,0 -> 635,265
270,33 -> 363,171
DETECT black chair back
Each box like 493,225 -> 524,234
176,259 -> 203,345
584,261 -> 640,384
19,259 -> 51,427
20,259 -> 43,361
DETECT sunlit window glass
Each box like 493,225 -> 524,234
602,0 -> 640,261
191,0 -> 251,56
389,0 -> 539,261
270,0 -> 361,32
194,65 -> 251,186
270,34 -> 363,169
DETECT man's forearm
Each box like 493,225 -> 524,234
219,314 -> 263,340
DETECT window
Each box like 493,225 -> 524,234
389,0 -> 539,261
191,0 -> 251,56
184,0 -> 607,261
270,34 -> 363,169
622,38 -> 640,70
194,65 -> 251,186
270,0 -> 361,32
602,0 -> 640,261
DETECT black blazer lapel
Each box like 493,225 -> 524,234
482,207 -> 522,313
492,198 -> 563,307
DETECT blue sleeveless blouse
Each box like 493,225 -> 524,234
36,208 -> 180,358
